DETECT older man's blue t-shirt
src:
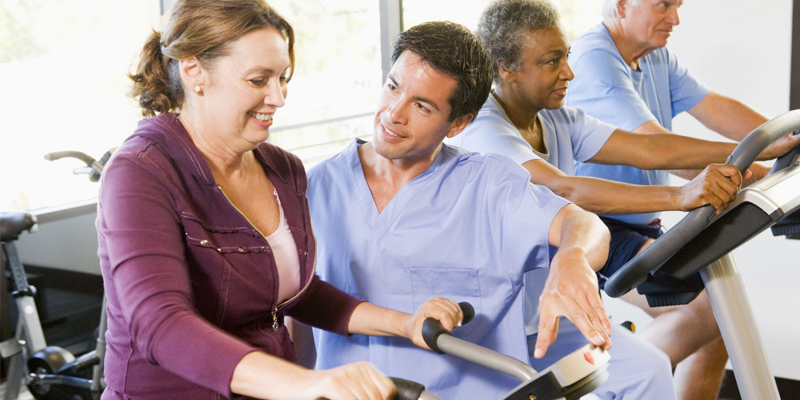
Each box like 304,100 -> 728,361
567,22 -> 710,225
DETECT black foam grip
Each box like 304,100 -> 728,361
459,301 -> 475,325
391,377 -> 425,400
422,302 -> 474,354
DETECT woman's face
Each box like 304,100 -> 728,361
509,28 -> 574,111
188,27 -> 291,151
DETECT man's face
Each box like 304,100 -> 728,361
622,0 -> 682,50
511,28 -> 574,111
372,51 -> 470,164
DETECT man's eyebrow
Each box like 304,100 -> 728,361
412,95 -> 441,111
387,73 -> 441,111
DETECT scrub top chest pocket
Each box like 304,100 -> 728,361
409,266 -> 482,336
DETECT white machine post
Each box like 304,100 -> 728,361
700,253 -> 780,400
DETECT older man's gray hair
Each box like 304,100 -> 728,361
478,0 -> 562,81
602,0 -> 643,18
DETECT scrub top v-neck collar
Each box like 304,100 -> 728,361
346,139 -> 446,233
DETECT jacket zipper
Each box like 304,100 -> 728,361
217,186 -> 316,331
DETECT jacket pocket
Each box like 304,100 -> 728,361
409,267 -> 482,336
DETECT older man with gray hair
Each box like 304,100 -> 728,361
566,1 -> 772,400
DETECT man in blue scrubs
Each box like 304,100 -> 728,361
567,1 -> 773,399
307,21 -> 613,399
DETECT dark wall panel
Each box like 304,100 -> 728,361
791,0 -> 800,109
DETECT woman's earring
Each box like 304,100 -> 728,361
194,86 -> 201,93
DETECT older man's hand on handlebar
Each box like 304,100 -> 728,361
678,163 -> 746,214
535,248 -> 612,359
758,131 -> 800,160
742,162 -> 770,188
401,297 -> 463,350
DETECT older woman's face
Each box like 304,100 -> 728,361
621,0 -> 682,50
510,28 -> 574,111
194,27 -> 290,150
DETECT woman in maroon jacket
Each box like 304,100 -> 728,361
97,1 -> 462,399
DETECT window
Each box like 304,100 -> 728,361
263,0 -> 382,166
1,0 -> 162,211
403,0 -> 603,44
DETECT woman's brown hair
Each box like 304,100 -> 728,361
129,0 -> 295,117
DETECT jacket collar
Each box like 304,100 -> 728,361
133,113 -> 304,196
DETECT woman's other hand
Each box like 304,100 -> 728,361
232,353 -> 396,400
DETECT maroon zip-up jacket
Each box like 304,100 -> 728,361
96,113 -> 363,399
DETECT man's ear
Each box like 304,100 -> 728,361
616,0 -> 628,18
179,57 -> 205,90
445,113 -> 475,139
497,61 -> 516,83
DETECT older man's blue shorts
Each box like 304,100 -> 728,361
597,217 -> 663,290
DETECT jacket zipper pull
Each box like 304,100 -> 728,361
272,306 -> 279,331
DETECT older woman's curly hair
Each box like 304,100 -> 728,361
478,0 -> 562,81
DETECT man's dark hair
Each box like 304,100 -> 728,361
392,21 -> 494,122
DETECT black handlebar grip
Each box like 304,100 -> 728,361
315,377 -> 426,400
459,301 -> 475,325
422,302 -> 474,354
391,377 -> 426,400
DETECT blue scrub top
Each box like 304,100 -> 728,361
567,23 -> 710,225
307,140 -> 569,399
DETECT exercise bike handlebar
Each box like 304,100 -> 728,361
605,109 -> 800,298
44,150 -> 107,182
421,302 -> 475,353
43,151 -> 97,166
421,302 -> 539,383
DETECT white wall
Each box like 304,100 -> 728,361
602,0 -> 800,381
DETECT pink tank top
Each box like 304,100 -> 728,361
264,189 -> 301,303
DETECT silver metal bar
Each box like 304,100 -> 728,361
4,351 -> 23,400
379,0 -> 403,80
700,253 -> 780,400
16,296 -> 47,353
418,391 -> 442,400
4,319 -> 27,400
436,335 -> 539,382
91,295 -> 108,391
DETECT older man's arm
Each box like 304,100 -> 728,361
688,92 -> 768,141
534,204 -> 611,358
628,117 -> 779,184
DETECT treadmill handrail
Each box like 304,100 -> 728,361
605,109 -> 800,298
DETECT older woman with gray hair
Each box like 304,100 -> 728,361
565,1 -> 775,399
